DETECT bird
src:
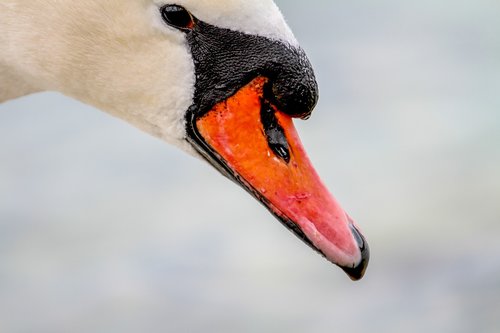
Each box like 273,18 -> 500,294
0,0 -> 369,280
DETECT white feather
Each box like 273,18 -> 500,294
0,0 -> 296,154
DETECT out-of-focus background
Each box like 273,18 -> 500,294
1,1 -> 499,332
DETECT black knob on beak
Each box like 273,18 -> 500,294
269,69 -> 319,119
265,47 -> 319,120
185,20 -> 319,119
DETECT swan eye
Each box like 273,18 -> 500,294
160,5 -> 195,30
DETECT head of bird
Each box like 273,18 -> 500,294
23,0 -> 369,280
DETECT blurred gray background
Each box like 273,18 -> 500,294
1,1 -> 499,332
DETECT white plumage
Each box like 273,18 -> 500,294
0,0 -> 295,153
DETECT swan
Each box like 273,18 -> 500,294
0,0 -> 369,280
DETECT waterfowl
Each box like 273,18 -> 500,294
0,0 -> 369,280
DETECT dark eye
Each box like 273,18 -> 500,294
160,5 -> 195,30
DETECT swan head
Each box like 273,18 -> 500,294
49,0 -> 369,279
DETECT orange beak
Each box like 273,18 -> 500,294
191,77 -> 369,280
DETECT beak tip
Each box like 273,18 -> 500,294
341,239 -> 370,281
342,253 -> 369,281
337,222 -> 370,281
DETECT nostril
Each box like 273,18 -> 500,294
260,98 -> 291,163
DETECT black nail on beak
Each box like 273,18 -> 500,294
341,224 -> 370,281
